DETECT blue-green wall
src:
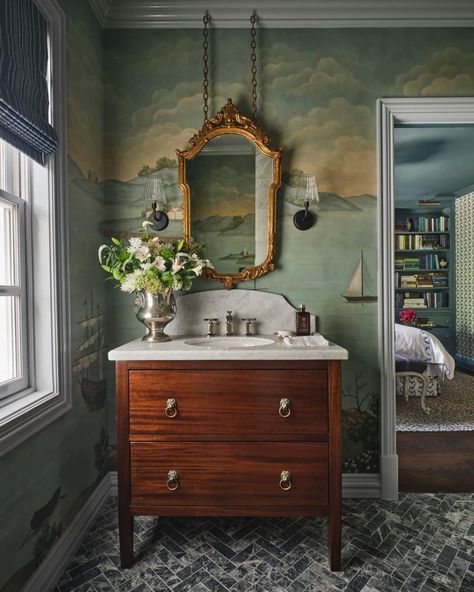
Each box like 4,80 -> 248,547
2,14 -> 474,590
0,2 -> 109,590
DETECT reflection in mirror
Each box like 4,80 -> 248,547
186,135 -> 272,275
178,99 -> 283,289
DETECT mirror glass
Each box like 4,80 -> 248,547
186,134 -> 272,275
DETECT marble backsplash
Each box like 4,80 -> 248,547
167,289 -> 316,337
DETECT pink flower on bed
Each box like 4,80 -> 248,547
400,309 -> 417,325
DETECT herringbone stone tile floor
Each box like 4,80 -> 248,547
55,494 -> 474,592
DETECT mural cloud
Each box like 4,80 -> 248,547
392,46 -> 474,96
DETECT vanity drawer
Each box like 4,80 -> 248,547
130,441 -> 328,507
129,369 -> 328,437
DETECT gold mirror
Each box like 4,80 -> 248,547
177,99 -> 283,289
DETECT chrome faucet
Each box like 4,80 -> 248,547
225,311 -> 234,336
204,318 -> 219,337
241,318 -> 257,336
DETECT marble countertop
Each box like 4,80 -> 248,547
108,335 -> 349,361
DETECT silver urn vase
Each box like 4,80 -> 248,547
135,289 -> 176,342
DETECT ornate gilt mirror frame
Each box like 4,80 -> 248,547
177,99 -> 283,289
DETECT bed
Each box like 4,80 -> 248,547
395,323 -> 455,412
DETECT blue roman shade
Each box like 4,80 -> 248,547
0,0 -> 58,164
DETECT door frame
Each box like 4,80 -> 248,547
377,97 -> 474,499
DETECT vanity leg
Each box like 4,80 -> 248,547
329,506 -> 341,571
119,508 -> 134,568
116,362 -> 134,568
328,360 -> 342,571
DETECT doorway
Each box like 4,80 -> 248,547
377,98 -> 474,499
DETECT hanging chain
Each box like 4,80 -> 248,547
202,11 -> 210,123
250,10 -> 257,122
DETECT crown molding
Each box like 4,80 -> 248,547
88,0 -> 111,27
93,0 -> 474,28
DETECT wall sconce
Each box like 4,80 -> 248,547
144,175 -> 169,231
293,174 -> 319,230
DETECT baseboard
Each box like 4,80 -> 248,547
342,473 -> 381,498
109,471 -> 381,499
23,473 -> 113,592
380,454 -> 399,500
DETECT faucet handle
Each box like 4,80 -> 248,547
204,318 -> 219,337
241,318 -> 257,336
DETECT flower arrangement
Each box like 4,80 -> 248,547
98,226 -> 212,295
399,309 -> 417,326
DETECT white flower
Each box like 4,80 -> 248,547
135,245 -> 150,262
171,256 -> 184,274
127,237 -> 143,253
152,255 -> 166,272
98,244 -> 107,262
120,269 -> 142,293
192,262 -> 204,276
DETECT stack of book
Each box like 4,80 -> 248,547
403,257 -> 420,270
395,234 -> 450,250
403,297 -> 426,308
416,274 -> 434,287
400,275 -> 417,288
432,272 -> 449,287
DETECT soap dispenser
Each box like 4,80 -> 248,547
296,304 -> 310,335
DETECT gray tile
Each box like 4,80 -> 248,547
54,495 -> 473,592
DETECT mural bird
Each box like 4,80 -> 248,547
20,486 -> 66,548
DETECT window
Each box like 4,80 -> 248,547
0,0 -> 69,456
0,147 -> 28,400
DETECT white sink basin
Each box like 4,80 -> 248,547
185,336 -> 274,349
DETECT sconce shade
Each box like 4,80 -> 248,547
296,174 -> 319,204
293,174 -> 318,230
144,176 -> 167,206
143,175 -> 169,231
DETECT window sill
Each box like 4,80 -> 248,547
0,386 -> 71,457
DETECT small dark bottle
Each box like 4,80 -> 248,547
296,304 -> 311,335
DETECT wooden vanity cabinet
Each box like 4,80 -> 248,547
116,359 -> 342,571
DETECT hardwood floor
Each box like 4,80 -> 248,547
397,430 -> 474,492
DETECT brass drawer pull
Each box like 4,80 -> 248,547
279,470 -> 292,490
279,398 -> 291,417
167,470 -> 179,490
165,398 -> 178,418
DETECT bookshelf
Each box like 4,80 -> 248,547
394,208 -> 454,353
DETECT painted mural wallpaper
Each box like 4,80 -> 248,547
2,10 -> 474,591
0,1 -> 111,590
101,27 -> 474,477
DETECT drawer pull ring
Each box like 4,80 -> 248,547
279,398 -> 291,417
165,398 -> 178,418
280,470 -> 292,490
167,470 -> 179,490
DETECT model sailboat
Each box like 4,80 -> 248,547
342,250 -> 377,302
73,292 -> 107,410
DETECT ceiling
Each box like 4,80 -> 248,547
394,125 -> 474,205
88,0 -> 474,28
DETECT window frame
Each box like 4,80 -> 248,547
0,187 -> 29,399
0,0 -> 70,457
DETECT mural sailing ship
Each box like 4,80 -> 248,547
342,250 -> 377,302
73,291 -> 107,410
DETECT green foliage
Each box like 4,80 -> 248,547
98,232 -> 212,294
282,168 -> 305,187
342,372 -> 379,473
137,156 -> 178,177
221,215 -> 245,233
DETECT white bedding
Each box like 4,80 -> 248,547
395,323 -> 455,380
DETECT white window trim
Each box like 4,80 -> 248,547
0,188 -> 28,398
0,0 -> 71,457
